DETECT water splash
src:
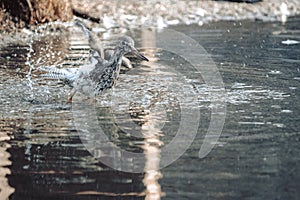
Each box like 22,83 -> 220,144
24,21 -> 76,98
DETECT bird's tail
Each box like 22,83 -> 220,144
38,66 -> 79,82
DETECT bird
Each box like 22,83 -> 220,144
39,31 -> 149,102
69,35 -> 149,101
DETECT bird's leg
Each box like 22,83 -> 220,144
67,88 -> 77,103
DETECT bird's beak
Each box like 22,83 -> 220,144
131,48 -> 149,61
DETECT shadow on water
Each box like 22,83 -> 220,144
0,16 -> 299,200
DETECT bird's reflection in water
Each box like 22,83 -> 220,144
110,102 -> 166,199
73,94 -> 165,199
126,102 -> 165,200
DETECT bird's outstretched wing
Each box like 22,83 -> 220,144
75,20 -> 133,69
38,66 -> 79,84
74,20 -> 105,59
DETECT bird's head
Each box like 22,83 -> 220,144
118,36 -> 149,61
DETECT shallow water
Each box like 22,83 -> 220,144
0,16 -> 299,200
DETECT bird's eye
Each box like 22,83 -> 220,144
121,41 -> 127,46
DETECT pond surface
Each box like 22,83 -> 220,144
0,16 -> 299,200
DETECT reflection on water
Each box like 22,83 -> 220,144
72,97 -> 165,199
141,111 -> 164,200
0,16 -> 299,199
0,120 -> 15,200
